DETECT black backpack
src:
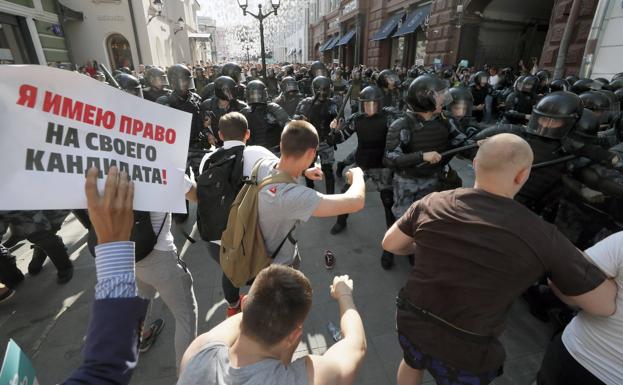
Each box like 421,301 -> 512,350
86,211 -> 166,262
196,145 -> 245,241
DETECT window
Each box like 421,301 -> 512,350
0,14 -> 33,64
106,33 -> 134,69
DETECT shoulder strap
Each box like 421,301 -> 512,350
155,213 -> 168,239
258,170 -> 296,189
271,225 -> 296,259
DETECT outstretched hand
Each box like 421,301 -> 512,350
85,166 -> 134,245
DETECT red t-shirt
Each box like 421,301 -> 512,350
396,188 -> 605,373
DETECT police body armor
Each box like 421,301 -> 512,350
275,93 -> 303,117
295,97 -> 338,143
199,96 -> 248,141
504,92 -> 536,124
143,87 -> 169,103
385,111 -> 451,178
349,111 -> 390,169
241,102 -> 290,152
157,91 -> 204,149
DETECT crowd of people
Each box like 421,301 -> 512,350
2,56 -> 623,385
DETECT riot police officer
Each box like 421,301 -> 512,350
535,69 -> 551,95
194,67 -> 208,96
329,85 -> 396,266
240,80 -> 290,154
504,75 -> 538,125
201,62 -> 246,101
115,73 -> 143,98
377,69 -> 401,109
549,79 -> 570,92
274,76 -> 303,117
265,67 -> 280,99
294,76 -> 339,194
383,75 -> 471,269
447,87 -> 479,137
309,60 -> 329,79
199,76 -> 248,147
143,67 -> 170,102
332,68 -> 349,106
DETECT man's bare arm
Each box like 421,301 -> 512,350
550,279 -> 618,317
382,223 -> 416,256
313,168 -> 365,217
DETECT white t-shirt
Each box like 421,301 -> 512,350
198,140 -> 276,177
562,231 -> 623,385
149,175 -> 194,252
488,74 -> 500,87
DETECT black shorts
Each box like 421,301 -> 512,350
537,333 -> 605,385
399,333 -> 502,385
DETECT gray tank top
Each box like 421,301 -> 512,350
177,342 -> 309,385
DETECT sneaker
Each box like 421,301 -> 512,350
140,318 -> 165,353
0,286 -> 15,304
329,221 -> 346,235
381,251 -> 394,270
226,294 -> 247,318
324,250 -> 336,270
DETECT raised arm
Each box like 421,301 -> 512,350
312,168 -> 365,217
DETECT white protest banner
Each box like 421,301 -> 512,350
0,65 -> 191,213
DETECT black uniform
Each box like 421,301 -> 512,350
241,103 -> 290,154
199,96 -> 247,144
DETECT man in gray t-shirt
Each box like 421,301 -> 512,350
253,120 -> 367,267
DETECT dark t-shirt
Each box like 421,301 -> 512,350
395,188 -> 605,373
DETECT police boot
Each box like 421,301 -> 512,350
0,247 -> 24,289
380,190 -> 396,229
381,251 -> 394,270
330,215 -> 348,235
322,164 -> 335,195
28,245 -> 47,276
32,232 -> 73,284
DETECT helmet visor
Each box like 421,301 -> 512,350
176,76 -> 195,93
479,77 -> 489,87
247,89 -> 266,104
315,86 -> 331,100
151,74 -> 169,89
362,101 -> 379,117
219,86 -> 234,101
124,87 -> 143,99
435,88 -> 453,110
449,100 -> 472,119
527,110 -> 575,139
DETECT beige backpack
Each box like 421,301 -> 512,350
220,159 -> 295,288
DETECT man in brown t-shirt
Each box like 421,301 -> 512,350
382,133 -> 617,385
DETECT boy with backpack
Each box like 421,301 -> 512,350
217,119 -> 367,316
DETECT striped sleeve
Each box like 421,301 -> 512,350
94,242 -> 137,299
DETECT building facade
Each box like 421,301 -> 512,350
0,0 -> 73,65
196,15 -> 216,64
307,0 -> 597,77
60,0 -> 202,70
273,5 -> 309,63
582,0 -> 623,79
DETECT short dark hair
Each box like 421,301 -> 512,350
280,120 -> 319,157
218,112 -> 248,141
241,265 -> 313,347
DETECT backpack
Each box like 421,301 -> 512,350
220,159 -> 296,288
87,211 -> 166,262
196,146 -> 245,241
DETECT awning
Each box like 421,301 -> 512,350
58,0 -> 83,22
336,29 -> 356,46
318,36 -> 335,52
325,35 -> 340,50
393,4 -> 432,37
188,32 -> 212,40
370,12 -> 404,41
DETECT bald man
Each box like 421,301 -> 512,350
382,134 -> 617,385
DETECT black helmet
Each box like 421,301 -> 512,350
447,87 -> 474,118
407,68 -> 418,78
280,76 -> 299,93
549,79 -> 570,92
536,70 -> 551,85
115,73 -> 143,98
377,69 -> 400,89
614,88 -> 623,107
514,75 -> 526,92
519,76 -> 538,94
358,85 -> 384,116
167,64 -> 195,94
612,72 -> 623,81
214,76 -> 237,101
406,75 -> 452,112
574,108 -> 600,136
245,80 -> 268,104
608,78 -> 623,91
594,77 -> 609,87
596,89 -> 620,114
312,76 -> 332,100
580,91 -> 611,112
119,66 -> 132,75
474,71 -> 489,87
221,62 -> 242,83
364,68 -> 374,78
310,61 -> 328,78
527,91 -> 583,139
571,79 -> 602,94
283,65 -> 294,77
145,67 -> 169,89
565,75 -> 580,85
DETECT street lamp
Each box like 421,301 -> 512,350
147,0 -> 163,24
173,17 -> 184,35
236,0 -> 280,78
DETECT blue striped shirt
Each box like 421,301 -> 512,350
94,241 -> 137,300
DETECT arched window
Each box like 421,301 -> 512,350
106,34 -> 133,70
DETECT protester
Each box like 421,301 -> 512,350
383,134 -> 616,385
177,267 -> 366,385
63,166 -> 149,385
536,231 -> 623,385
